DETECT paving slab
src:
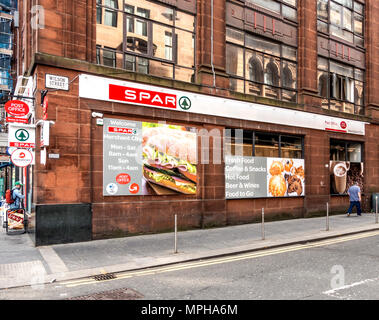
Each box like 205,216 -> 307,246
0,212 -> 378,289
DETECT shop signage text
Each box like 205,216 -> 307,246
45,74 -> 69,91
109,84 -> 177,109
8,124 -> 36,149
79,74 -> 367,136
11,149 -> 34,167
5,100 -> 30,117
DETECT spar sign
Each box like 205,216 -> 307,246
8,124 -> 36,148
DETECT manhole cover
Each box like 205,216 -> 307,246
67,288 -> 144,300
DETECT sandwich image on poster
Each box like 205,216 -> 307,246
142,123 -> 197,195
103,118 -> 197,196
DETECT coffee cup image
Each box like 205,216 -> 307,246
333,163 -> 348,194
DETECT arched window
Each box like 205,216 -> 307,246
318,73 -> 328,98
265,60 -> 279,86
248,57 -> 263,83
283,64 -> 293,88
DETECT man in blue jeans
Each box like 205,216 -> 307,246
347,182 -> 362,217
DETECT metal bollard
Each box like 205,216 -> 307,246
174,214 -> 178,254
262,208 -> 265,240
376,199 -> 378,224
326,202 -> 329,231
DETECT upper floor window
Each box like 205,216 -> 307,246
246,0 -> 297,21
317,0 -> 364,47
226,27 -> 297,103
318,57 -> 364,115
96,0 -> 196,83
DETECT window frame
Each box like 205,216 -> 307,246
225,129 -> 304,159
226,28 -> 298,103
317,0 -> 365,47
317,57 -> 365,115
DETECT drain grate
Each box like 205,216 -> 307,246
67,288 -> 144,300
93,273 -> 117,281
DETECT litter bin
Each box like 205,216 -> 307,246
372,193 -> 379,212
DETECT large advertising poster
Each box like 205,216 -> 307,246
225,156 -> 305,199
103,118 -> 197,196
330,161 -> 364,195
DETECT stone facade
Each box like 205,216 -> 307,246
15,0 -> 379,242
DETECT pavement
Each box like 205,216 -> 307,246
0,211 -> 378,290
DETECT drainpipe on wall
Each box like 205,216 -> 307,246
211,0 -> 216,88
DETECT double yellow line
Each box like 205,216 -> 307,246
61,230 -> 379,288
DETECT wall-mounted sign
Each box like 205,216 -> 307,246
6,117 -> 29,124
11,149 -> 34,167
103,118 -> 197,196
225,156 -> 305,199
45,74 -> 69,91
42,96 -> 48,120
79,74 -> 367,136
5,100 -> 30,117
8,124 -> 36,148
40,121 -> 50,147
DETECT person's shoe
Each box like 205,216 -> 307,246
357,214 -> 362,216
347,213 -> 350,217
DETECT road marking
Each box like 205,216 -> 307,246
323,276 -> 379,298
62,230 -> 379,288
38,247 -> 69,274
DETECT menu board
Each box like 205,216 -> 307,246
103,118 -> 197,196
225,156 -> 305,199
7,209 -> 25,230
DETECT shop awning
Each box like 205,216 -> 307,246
0,162 -> 12,169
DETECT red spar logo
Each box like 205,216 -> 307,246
109,84 -> 177,109
340,121 -> 347,129
129,183 -> 140,194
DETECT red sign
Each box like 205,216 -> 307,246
108,127 -> 136,134
340,121 -> 347,129
6,117 -> 29,124
9,142 -> 35,148
43,96 -> 48,120
5,100 -> 30,117
116,173 -> 131,185
109,84 -> 177,109
129,183 -> 140,194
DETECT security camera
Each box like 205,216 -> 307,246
92,112 -> 104,118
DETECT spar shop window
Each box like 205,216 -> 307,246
330,139 -> 364,195
225,129 -> 303,159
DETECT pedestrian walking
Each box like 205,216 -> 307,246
346,182 -> 362,217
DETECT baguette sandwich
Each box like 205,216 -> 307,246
142,127 -> 197,194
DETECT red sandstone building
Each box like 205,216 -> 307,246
12,0 -> 379,245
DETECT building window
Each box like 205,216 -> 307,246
317,0 -> 364,46
226,29 -> 297,102
330,139 -> 364,195
96,0 -> 102,24
246,0 -> 298,21
318,57 -> 364,115
103,47 -> 116,67
225,129 -> 303,159
104,0 -> 118,27
96,0 -> 195,82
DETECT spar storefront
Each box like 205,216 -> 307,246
74,74 -> 369,241
30,71 -> 372,245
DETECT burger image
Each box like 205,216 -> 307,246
142,125 -> 197,195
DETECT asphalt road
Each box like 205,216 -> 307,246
1,232 -> 379,300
